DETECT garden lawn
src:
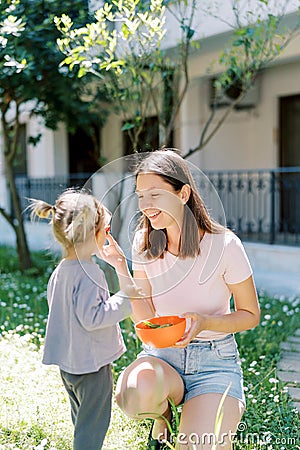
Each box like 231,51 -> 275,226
0,331 -> 148,450
0,246 -> 300,449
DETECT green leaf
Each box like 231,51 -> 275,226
180,24 -> 195,40
122,23 -> 129,38
235,28 -> 247,36
232,38 -> 245,47
78,66 -> 87,78
121,122 -> 135,131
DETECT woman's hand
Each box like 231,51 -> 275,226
99,233 -> 127,273
175,276 -> 261,347
174,312 -> 208,348
100,234 -> 146,300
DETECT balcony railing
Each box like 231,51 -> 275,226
203,167 -> 300,246
15,167 -> 300,246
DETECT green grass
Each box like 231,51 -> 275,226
0,246 -> 300,449
234,294 -> 300,449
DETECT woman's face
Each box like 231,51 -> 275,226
136,173 -> 186,231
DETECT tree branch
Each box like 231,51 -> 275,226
163,0 -> 197,145
184,92 -> 245,159
9,102 -> 21,164
0,207 -> 16,230
1,109 -> 11,160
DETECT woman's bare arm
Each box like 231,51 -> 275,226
130,270 -> 155,322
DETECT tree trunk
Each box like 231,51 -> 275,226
4,156 -> 33,271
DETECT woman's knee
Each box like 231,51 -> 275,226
115,358 -> 169,417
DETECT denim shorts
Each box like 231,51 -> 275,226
137,333 -> 245,406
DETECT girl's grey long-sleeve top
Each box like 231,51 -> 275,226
42,259 -> 132,374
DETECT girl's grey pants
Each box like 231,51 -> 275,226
60,364 -> 113,450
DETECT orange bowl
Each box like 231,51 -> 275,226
135,315 -> 186,348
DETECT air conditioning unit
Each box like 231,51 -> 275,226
209,76 -> 260,110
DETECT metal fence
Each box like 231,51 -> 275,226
15,167 -> 300,246
204,167 -> 300,246
14,173 -> 93,219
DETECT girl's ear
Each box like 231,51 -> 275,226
180,184 -> 191,204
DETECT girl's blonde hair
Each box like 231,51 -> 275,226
29,189 -> 110,254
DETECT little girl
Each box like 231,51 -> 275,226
30,189 -> 143,450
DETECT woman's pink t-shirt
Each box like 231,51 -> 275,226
132,230 -> 253,340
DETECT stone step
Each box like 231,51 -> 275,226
278,358 -> 300,372
278,329 -> 300,410
280,351 -> 300,361
277,370 -> 300,384
287,387 -> 300,402
286,336 -> 300,344
280,341 -> 300,352
293,401 -> 300,412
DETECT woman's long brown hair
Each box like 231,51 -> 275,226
135,149 -> 224,259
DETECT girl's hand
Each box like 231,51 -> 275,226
123,283 -> 146,300
174,312 -> 207,348
99,233 -> 127,272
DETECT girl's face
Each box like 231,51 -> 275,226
96,226 -> 109,247
136,173 -> 187,231
96,214 -> 111,249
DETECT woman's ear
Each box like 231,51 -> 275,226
180,184 -> 191,204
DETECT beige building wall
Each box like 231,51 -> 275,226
99,15 -> 300,171
0,99 -> 68,179
177,30 -> 300,171
187,59 -> 300,171
101,113 -> 124,163
27,119 -> 68,177
53,123 -> 69,176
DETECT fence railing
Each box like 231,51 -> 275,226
15,167 -> 300,246
204,167 -> 300,246
14,173 -> 93,219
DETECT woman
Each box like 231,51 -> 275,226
116,149 -> 260,449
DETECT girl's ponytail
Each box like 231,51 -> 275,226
29,200 -> 55,221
